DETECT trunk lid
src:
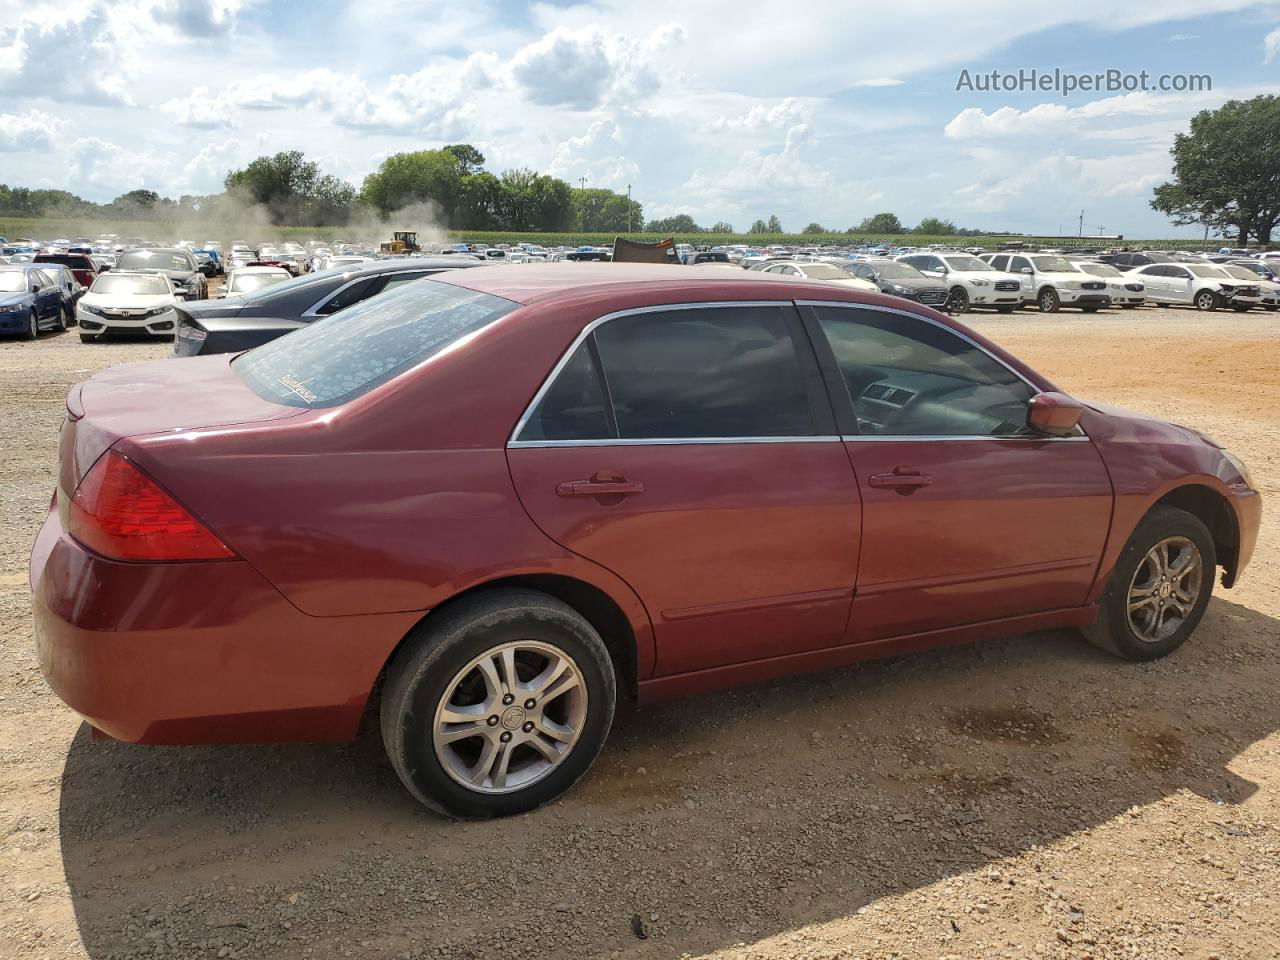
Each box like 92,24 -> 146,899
58,355 -> 304,508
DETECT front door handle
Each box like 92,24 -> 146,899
556,471 -> 644,498
868,466 -> 932,489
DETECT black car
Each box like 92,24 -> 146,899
115,248 -> 209,300
843,259 -> 950,308
173,257 -> 480,356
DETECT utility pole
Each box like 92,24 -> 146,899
627,183 -> 632,234
1078,209 -> 1084,238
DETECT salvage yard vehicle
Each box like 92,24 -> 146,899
895,252 -> 1022,314
114,248 -> 208,301
987,253 -> 1108,313
77,271 -> 182,341
222,265 -> 292,298
760,260 -> 878,292
1074,261 -> 1147,309
1133,263 -> 1262,311
0,265 -> 65,338
1221,263 -> 1280,310
173,257 -> 479,356
31,263 -> 1262,818
841,258 -> 949,308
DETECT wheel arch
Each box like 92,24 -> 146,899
1153,483 -> 1240,586
361,574 -> 641,732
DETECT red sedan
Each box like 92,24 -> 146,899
30,264 -> 1261,818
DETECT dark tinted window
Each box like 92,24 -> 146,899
375,271 -> 432,294
235,279 -> 516,409
1008,256 -> 1031,273
593,306 -> 816,439
317,277 -> 378,315
518,343 -> 610,441
989,255 -> 1009,270
815,306 -> 1034,437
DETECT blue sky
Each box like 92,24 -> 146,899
2,0 -> 1279,237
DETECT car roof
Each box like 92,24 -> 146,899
433,261 -> 866,307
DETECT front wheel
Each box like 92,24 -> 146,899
1194,289 -> 1220,311
1084,505 -> 1215,661
23,310 -> 39,340
946,286 -> 970,314
380,589 -> 616,818
1038,288 -> 1061,313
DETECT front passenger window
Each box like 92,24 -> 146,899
815,307 -> 1035,438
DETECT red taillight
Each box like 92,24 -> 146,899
69,451 -> 235,562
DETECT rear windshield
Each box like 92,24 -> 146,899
228,272 -> 289,293
36,254 -> 92,269
92,273 -> 170,295
118,251 -> 192,271
234,279 -> 517,408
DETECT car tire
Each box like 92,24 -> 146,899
1194,289 -> 1220,311
380,588 -> 617,819
1084,505 -> 1216,662
23,310 -> 39,340
947,287 -> 970,313
54,306 -> 68,332
1038,288 -> 1061,313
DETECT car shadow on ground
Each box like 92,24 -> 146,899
58,596 -> 1278,959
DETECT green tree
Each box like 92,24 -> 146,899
1151,95 -> 1280,244
709,221 -> 734,233
360,149 -> 466,221
457,172 -> 504,229
443,143 -> 486,176
801,222 -> 826,234
913,217 -> 957,235
766,214 -> 782,232
645,213 -> 702,233
224,151 -> 357,225
747,218 -> 770,234
854,212 -> 904,234
114,189 -> 160,208
496,168 -> 574,231
573,188 -> 643,232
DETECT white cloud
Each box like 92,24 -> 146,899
856,78 -> 905,87
0,110 -> 63,151
1168,33 -> 1199,41
1265,27 -> 1280,62
161,87 -> 239,129
509,23 -> 684,109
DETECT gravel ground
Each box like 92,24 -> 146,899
1,304 -> 1277,960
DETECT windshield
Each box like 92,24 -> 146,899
869,261 -> 923,280
1189,265 -> 1228,278
235,279 -> 517,408
796,263 -> 848,280
1077,263 -> 1122,278
229,272 -> 289,293
1225,263 -> 1265,278
91,273 -> 169,295
0,272 -> 29,293
1031,256 -> 1077,272
942,255 -> 993,271
118,251 -> 191,272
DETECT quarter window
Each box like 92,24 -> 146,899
814,307 -> 1035,438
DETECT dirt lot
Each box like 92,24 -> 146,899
1,305 -> 1277,960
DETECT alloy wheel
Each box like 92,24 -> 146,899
1126,535 -> 1203,643
432,640 -> 587,794
946,287 -> 969,313
1196,291 -> 1216,311
28,311 -> 38,339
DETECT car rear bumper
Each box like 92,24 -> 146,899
29,508 -> 418,744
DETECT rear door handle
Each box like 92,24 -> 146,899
556,475 -> 644,497
868,467 -> 932,489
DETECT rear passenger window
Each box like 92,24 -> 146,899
594,306 -> 816,439
316,278 -> 377,316
517,343 -> 610,442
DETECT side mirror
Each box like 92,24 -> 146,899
30,284 -> 39,293
1027,392 -> 1084,437
1020,266 -> 1033,274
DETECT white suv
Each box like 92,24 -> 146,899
896,252 -> 1023,313
1074,261 -> 1146,308
1134,263 -> 1263,311
986,253 -> 1109,313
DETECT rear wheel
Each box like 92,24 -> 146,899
380,589 -> 616,818
1194,289 -> 1220,311
1084,505 -> 1215,661
1038,288 -> 1060,313
946,286 -> 970,314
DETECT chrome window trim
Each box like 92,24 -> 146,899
839,434 -> 1090,443
510,436 -> 842,449
797,298 -> 1089,439
507,300 -> 799,445
301,269 -> 431,318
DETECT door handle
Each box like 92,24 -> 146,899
556,472 -> 644,498
868,467 -> 932,489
